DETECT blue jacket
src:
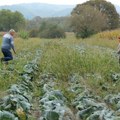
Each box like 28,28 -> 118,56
1,33 -> 14,50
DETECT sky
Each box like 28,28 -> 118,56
0,0 -> 119,6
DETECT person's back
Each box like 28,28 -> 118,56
2,33 -> 14,50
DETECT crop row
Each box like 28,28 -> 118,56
0,50 -> 42,120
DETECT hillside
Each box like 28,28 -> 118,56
0,3 -> 119,19
0,3 -> 75,19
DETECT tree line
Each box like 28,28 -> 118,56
0,9 -> 25,31
0,0 -> 119,38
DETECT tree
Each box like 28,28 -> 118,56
12,11 -> 26,31
26,16 -> 72,32
26,16 -> 42,30
0,9 -> 26,31
0,10 -> 12,31
83,0 -> 119,29
39,22 -> 66,38
71,5 -> 107,38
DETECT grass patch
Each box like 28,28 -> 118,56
0,32 -> 120,98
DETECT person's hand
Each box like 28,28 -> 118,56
14,51 -> 16,54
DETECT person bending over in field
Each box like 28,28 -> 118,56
1,29 -> 16,64
117,37 -> 120,64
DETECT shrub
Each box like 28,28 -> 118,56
29,29 -> 39,38
18,30 -> 29,39
39,23 -> 66,39
95,29 -> 120,40
48,26 -> 66,38
76,27 -> 94,38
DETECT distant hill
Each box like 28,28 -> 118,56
0,3 -> 119,20
0,3 -> 75,19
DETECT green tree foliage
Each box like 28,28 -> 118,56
19,30 -> 29,39
26,17 -> 71,32
12,11 -> 26,31
83,0 -> 119,29
29,29 -> 39,37
71,5 -> 107,38
39,22 -> 66,38
26,16 -> 42,30
0,9 -> 26,31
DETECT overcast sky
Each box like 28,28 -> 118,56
0,0 -> 119,6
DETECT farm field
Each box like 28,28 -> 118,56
0,32 -> 120,119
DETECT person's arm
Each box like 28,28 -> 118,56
10,37 -> 16,54
117,44 -> 120,54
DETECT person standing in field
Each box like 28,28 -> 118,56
1,29 -> 16,64
117,37 -> 120,64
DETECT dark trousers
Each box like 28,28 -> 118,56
1,48 -> 13,61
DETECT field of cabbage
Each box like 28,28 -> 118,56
0,32 -> 120,120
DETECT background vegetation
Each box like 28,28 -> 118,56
0,0 -> 120,119
0,0 -> 119,39
0,30 -> 120,97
